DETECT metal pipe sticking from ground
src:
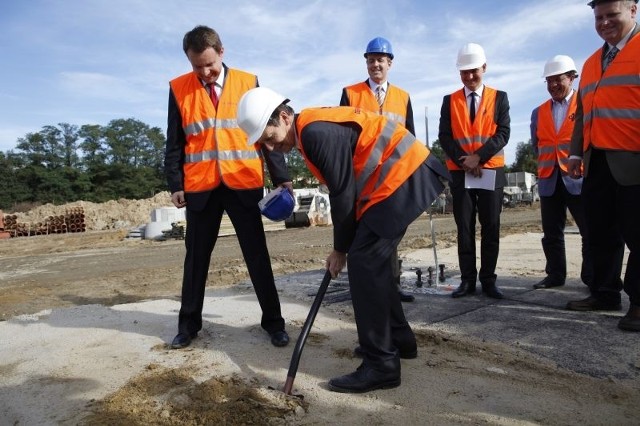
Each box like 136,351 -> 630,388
429,209 -> 439,287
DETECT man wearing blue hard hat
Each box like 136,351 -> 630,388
237,87 -> 449,393
567,0 -> 640,331
340,36 -> 417,304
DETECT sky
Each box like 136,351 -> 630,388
0,0 -> 605,164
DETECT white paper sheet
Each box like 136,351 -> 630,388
464,169 -> 496,190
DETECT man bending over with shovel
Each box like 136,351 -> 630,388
237,87 -> 449,393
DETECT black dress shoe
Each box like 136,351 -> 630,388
328,365 -> 400,393
171,332 -> 197,349
353,344 -> 417,360
533,277 -> 565,289
618,305 -> 640,332
482,284 -> 504,299
398,290 -> 415,302
452,282 -> 476,298
566,296 -> 622,312
270,330 -> 290,347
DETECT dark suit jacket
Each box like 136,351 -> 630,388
570,24 -> 640,186
164,64 -> 290,212
438,88 -> 511,189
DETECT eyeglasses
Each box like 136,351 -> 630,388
545,75 -> 571,85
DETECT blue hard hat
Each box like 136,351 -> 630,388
364,37 -> 394,60
259,187 -> 295,221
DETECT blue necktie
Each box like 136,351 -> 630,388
603,46 -> 619,71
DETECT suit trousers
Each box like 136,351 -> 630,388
540,174 -> 593,285
178,185 -> 284,335
451,186 -> 504,285
347,221 -> 412,373
583,149 -> 640,305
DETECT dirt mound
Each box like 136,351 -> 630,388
82,364 -> 307,425
9,192 -> 174,231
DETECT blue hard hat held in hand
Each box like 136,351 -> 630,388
259,187 -> 295,221
364,37 -> 394,60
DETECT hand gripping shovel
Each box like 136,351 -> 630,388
283,270 -> 332,395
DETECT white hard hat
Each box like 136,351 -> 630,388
456,43 -> 486,71
237,87 -> 288,145
542,55 -> 577,78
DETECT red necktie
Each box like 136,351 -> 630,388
209,83 -> 218,108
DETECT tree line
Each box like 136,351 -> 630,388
0,119 -> 166,211
0,118 -> 536,212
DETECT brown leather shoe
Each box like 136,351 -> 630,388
618,305 -> 640,332
565,296 -> 622,312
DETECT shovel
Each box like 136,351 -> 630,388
283,269 -> 332,395
429,208 -> 439,286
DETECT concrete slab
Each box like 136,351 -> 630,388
269,232 -> 640,385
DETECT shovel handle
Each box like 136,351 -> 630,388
283,269 -> 333,395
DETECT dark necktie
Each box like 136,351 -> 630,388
469,92 -> 477,123
603,46 -> 619,71
208,83 -> 219,108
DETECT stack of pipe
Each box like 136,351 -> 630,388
0,206 -> 86,238
2,213 -> 20,237
0,210 -> 10,239
44,215 -> 67,234
65,207 -> 86,233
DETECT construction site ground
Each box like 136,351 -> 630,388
1,205 -> 639,425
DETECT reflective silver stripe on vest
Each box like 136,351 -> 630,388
585,108 -> 640,124
538,142 -> 570,155
581,74 -> 640,97
537,146 -> 556,155
537,159 -> 556,169
357,131 -> 416,212
184,118 -> 239,136
382,111 -> 405,125
453,134 -> 491,148
355,121 -> 396,196
185,149 -> 261,163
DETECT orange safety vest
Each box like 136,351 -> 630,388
445,87 -> 504,170
535,93 -> 578,178
579,35 -> 640,152
169,69 -> 264,192
343,82 -> 410,126
296,107 -> 430,219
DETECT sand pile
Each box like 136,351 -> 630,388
9,192 -> 174,231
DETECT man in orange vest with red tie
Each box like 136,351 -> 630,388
530,55 -> 593,290
340,36 -> 416,303
237,87 -> 449,393
567,0 -> 640,332
164,25 -> 292,350
438,42 -> 511,300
